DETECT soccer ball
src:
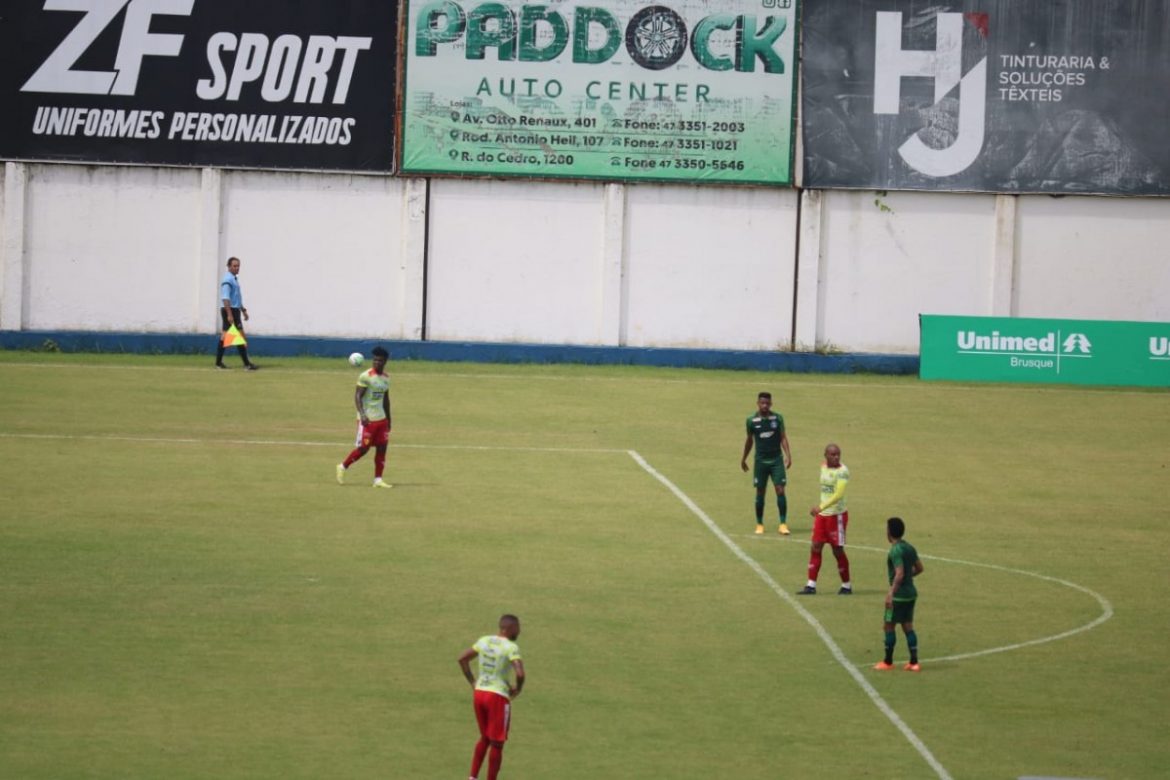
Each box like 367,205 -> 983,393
348,352 -> 364,367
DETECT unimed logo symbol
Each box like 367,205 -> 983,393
1062,333 -> 1092,354
873,11 -> 988,177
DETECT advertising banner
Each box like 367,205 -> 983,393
802,1 -> 1170,195
0,0 -> 397,172
920,315 -> 1170,387
401,0 -> 798,185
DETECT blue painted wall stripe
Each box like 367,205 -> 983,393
0,330 -> 919,375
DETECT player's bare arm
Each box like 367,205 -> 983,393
509,660 -> 525,699
781,431 -> 792,469
383,394 -> 391,429
741,433 -> 753,471
912,560 -> 924,577
457,648 -> 478,687
355,386 -> 368,424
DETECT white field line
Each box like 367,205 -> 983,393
4,428 -> 1113,664
742,535 -> 1114,664
906,554 -> 1114,663
0,360 -> 1161,395
4,429 -> 1114,660
0,431 -> 626,454
628,450 -> 953,780
0,428 -> 1112,777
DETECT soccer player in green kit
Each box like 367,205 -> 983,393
875,517 -> 925,672
740,391 -> 793,535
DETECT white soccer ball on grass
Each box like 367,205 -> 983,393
348,352 -> 365,367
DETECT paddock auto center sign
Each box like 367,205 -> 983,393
0,0 -> 397,172
401,0 -> 798,184
920,315 -> 1170,388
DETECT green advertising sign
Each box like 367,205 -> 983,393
400,0 -> 798,184
920,315 -> 1170,388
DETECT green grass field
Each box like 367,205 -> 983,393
1,351 -> 1167,779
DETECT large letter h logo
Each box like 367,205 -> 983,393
873,12 -> 987,178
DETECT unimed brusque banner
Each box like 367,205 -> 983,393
401,0 -> 799,184
0,1 -> 398,171
802,0 -> 1170,195
920,315 -> 1170,387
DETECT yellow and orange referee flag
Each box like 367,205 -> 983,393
221,324 -> 247,348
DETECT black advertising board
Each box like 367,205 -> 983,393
802,0 -> 1170,195
0,0 -> 397,172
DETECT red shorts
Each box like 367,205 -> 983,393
355,418 -> 389,448
812,511 -> 849,547
473,689 -> 512,743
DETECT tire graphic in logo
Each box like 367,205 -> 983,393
626,6 -> 688,70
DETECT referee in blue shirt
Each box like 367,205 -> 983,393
215,256 -> 257,370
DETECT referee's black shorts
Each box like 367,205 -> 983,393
220,308 -> 244,330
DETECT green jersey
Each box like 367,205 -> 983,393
356,369 -> 390,421
472,635 -> 522,699
746,412 -> 785,462
887,540 -> 920,601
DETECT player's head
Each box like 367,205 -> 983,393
499,614 -> 521,640
887,517 -> 905,541
824,443 -> 841,467
757,391 -> 772,412
371,346 -> 389,370
227,256 -> 241,274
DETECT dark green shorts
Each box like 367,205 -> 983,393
753,459 -> 786,489
884,600 -> 916,625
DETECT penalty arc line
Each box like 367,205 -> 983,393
901,553 -> 1113,664
627,450 -> 953,780
743,536 -> 1114,665
3,428 -> 1103,775
7,428 -> 1108,662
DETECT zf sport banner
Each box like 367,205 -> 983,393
0,0 -> 397,172
401,0 -> 799,185
802,0 -> 1170,195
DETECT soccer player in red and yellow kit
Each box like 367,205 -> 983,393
335,346 -> 392,488
797,443 -> 853,595
458,615 -> 525,780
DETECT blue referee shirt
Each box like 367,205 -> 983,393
220,272 -> 244,308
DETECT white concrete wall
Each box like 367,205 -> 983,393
22,165 -> 201,332
0,163 -> 423,340
1014,196 -> 1170,321
795,189 -> 1000,354
426,178 -> 611,344
218,170 -> 422,339
624,185 -> 799,350
1,160 -> 1168,354
0,164 -> 14,329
